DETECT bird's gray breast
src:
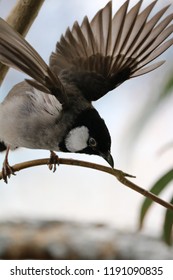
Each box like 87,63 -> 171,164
0,82 -> 63,150
0,81 -> 91,151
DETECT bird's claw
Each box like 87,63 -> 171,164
48,151 -> 60,172
2,161 -> 15,183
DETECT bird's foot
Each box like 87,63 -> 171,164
48,151 -> 60,172
2,160 -> 15,184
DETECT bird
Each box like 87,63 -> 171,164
0,0 -> 173,183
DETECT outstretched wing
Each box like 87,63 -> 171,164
0,18 -> 67,106
50,0 -> 173,102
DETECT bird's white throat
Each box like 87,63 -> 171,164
65,126 -> 89,152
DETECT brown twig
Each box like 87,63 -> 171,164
0,157 -> 173,212
0,0 -> 45,85
0,1 -> 172,215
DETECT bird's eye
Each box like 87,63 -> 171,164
89,137 -> 97,147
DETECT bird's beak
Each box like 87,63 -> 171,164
101,151 -> 114,168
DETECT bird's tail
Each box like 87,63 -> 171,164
0,142 -> 6,151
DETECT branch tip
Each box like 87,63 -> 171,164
0,157 -> 172,212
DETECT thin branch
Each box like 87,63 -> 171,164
0,0 -> 45,85
0,0 -> 172,214
0,157 -> 173,212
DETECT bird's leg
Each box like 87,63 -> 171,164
48,150 -> 60,172
2,146 -> 15,183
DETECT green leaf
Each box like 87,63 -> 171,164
161,75 -> 173,99
163,196 -> 173,246
139,169 -> 173,229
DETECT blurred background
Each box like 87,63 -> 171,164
0,0 -> 173,257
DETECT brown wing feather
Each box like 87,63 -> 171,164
50,0 -> 173,101
0,18 -> 67,105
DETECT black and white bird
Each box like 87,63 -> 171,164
0,0 -> 173,183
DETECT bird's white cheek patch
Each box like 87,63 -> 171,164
65,126 -> 89,152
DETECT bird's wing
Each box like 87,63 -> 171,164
50,0 -> 173,102
0,18 -> 67,106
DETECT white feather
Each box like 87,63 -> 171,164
65,126 -> 89,152
27,88 -> 62,116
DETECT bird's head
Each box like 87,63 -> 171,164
60,109 -> 114,168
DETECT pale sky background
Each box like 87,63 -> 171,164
0,0 -> 173,237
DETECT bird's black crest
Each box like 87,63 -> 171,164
74,108 -> 111,153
